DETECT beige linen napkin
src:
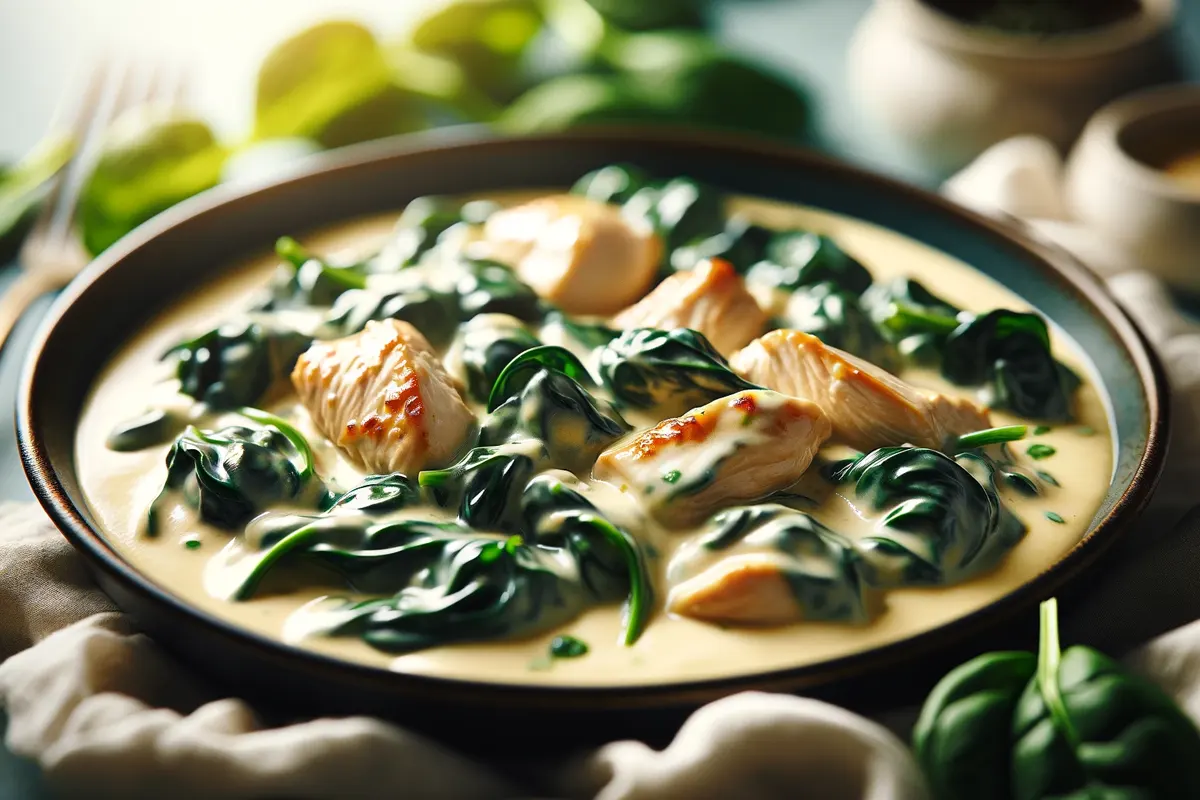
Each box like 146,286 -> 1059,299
3,135 -> 1200,799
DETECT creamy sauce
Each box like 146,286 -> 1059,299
74,196 -> 1113,687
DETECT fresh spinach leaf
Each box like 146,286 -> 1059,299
80,108 -> 228,255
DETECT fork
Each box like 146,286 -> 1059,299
0,59 -> 184,356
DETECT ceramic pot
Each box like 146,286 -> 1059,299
847,0 -> 1178,174
1065,84 -> 1200,293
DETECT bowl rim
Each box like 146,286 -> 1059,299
17,127 -> 1170,710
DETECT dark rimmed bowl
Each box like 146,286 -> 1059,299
17,129 -> 1167,751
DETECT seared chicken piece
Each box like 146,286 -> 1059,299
612,258 -> 766,356
477,194 -> 661,316
730,329 -> 989,451
668,556 -> 800,626
593,390 -> 830,528
291,319 -> 474,475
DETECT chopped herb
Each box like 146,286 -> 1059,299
183,537 -> 202,550
1077,426 -> 1096,436
1027,444 -> 1057,460
955,425 -> 1027,450
741,412 -> 755,427
1037,470 -> 1060,487
549,635 -> 589,659
662,469 -> 682,484
1034,425 -> 1051,435
1045,511 -> 1065,524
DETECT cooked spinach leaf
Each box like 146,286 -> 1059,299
372,195 -> 465,271
272,236 -> 368,307
483,348 -> 628,471
834,446 -> 1026,586
670,214 -> 773,273
571,163 -> 651,205
621,176 -> 725,255
451,314 -> 541,403
147,409 -> 326,535
233,474 -> 651,652
327,473 -> 420,514
166,317 -> 313,409
860,277 -> 962,366
782,281 -> 896,368
597,327 -> 758,417
521,474 -> 653,644
323,257 -> 541,347
419,442 -> 547,534
942,310 -> 1080,420
748,232 -> 872,294
106,409 -> 185,452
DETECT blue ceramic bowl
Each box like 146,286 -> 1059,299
17,130 -> 1167,750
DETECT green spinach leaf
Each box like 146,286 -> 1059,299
942,310 -> 1080,420
835,446 -> 1026,586
748,232 -> 872,294
147,409 -> 326,534
166,317 -> 313,409
451,313 -> 542,402
782,281 -> 896,368
596,327 -> 758,417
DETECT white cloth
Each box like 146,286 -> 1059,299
3,136 -> 1200,799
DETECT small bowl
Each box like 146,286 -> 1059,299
1065,84 -> 1200,293
847,0 -> 1179,174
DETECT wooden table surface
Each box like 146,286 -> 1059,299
0,0 -> 1197,794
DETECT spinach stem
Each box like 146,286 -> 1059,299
588,514 -> 652,646
955,425 -> 1028,450
884,302 -> 961,334
238,407 -> 316,481
1038,598 -> 1080,748
233,522 -> 323,600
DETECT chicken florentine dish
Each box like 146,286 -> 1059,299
86,165 -> 1104,675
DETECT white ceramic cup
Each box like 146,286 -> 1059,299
1065,84 -> 1200,293
847,0 -> 1178,174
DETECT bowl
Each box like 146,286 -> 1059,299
847,0 -> 1179,175
1065,84 -> 1200,293
17,130 -> 1168,750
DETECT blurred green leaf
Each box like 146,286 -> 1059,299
583,0 -> 707,31
610,31 -> 809,139
0,133 -> 74,257
79,107 -> 228,255
387,45 -> 503,121
406,0 -> 544,107
494,73 -> 663,133
254,20 -> 427,148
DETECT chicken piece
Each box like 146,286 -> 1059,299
291,319 -> 474,475
668,556 -> 799,625
593,390 -> 831,528
730,329 -> 989,452
612,258 -> 766,356
477,194 -> 660,316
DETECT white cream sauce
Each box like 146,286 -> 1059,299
74,196 -> 1113,687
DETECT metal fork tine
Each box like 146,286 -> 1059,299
48,58 -> 139,243
21,62 -> 110,251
